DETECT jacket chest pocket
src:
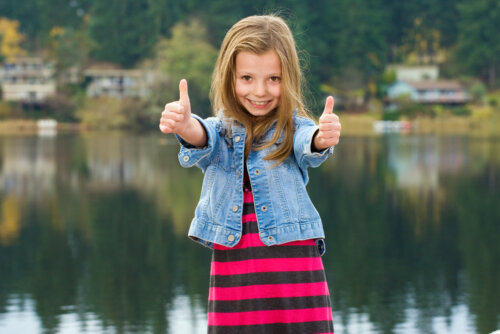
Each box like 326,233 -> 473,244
269,164 -> 311,222
201,165 -> 234,223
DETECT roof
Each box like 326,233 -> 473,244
387,64 -> 438,71
403,80 -> 464,90
84,68 -> 144,77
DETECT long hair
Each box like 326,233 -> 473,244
210,15 -> 311,165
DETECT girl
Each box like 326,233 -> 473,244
160,15 -> 340,334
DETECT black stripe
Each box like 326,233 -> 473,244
208,320 -> 334,334
243,202 -> 255,214
241,221 -> 259,235
213,245 -> 318,262
208,295 -> 331,313
210,270 -> 326,288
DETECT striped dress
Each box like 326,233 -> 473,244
208,173 -> 334,334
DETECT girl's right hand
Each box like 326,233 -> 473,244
159,79 -> 192,135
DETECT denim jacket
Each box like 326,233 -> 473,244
176,113 -> 334,252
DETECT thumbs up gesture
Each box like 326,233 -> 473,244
313,96 -> 341,151
159,79 -> 192,135
159,79 -> 207,147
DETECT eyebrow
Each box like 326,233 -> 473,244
236,71 -> 282,76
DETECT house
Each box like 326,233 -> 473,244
387,80 -> 469,105
386,65 -> 439,82
0,57 -> 56,102
84,64 -> 153,98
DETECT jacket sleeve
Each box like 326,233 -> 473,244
176,114 -> 220,171
293,116 -> 334,170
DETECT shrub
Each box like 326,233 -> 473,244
450,106 -> 471,117
43,94 -> 78,122
0,101 -> 22,119
76,97 -> 127,129
468,81 -> 487,103
382,110 -> 401,121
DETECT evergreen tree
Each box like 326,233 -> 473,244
456,0 -> 500,88
322,0 -> 389,94
0,0 -> 40,50
89,0 -> 159,68
36,0 -> 91,34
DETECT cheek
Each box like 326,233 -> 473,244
271,85 -> 281,99
234,82 -> 248,99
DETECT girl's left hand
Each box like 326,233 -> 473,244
313,96 -> 341,151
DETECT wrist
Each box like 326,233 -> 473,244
177,116 -> 195,138
311,129 -> 322,152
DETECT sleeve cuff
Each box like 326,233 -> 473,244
176,114 -> 217,168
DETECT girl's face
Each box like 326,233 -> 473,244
234,50 -> 282,117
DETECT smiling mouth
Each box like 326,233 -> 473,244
248,99 -> 272,107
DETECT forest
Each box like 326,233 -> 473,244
0,0 -> 499,125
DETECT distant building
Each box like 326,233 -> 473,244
387,80 -> 469,105
386,65 -> 439,82
84,64 -> 153,98
0,57 -> 56,102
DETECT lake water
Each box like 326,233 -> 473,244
0,132 -> 498,334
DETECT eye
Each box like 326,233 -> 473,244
241,75 -> 252,81
270,76 -> 281,82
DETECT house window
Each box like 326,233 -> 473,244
28,91 -> 37,102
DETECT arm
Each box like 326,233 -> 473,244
177,117 -> 207,148
293,117 -> 333,170
293,96 -> 340,170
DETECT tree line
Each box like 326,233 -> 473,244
0,0 -> 499,120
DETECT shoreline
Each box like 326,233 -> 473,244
0,120 -> 84,135
339,115 -> 499,136
0,116 -> 498,137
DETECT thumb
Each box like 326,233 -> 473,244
323,96 -> 334,114
179,79 -> 191,109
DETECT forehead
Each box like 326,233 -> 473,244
235,50 -> 281,74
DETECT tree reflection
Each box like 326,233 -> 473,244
0,133 -> 498,333
311,136 -> 499,334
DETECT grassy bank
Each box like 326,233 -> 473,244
1,112 -> 498,137
340,114 -> 500,136
0,120 -> 83,135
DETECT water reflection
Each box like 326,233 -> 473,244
0,133 -> 498,334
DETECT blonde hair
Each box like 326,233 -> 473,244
210,15 -> 311,165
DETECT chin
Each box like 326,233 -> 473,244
245,106 -> 278,118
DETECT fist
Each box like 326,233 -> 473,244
314,96 -> 341,150
159,79 -> 192,134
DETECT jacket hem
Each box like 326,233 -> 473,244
187,219 -> 326,249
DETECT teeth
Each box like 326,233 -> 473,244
250,100 -> 268,105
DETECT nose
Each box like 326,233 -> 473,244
253,80 -> 266,97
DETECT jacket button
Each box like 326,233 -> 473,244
261,205 -> 267,212
182,156 -> 190,162
232,205 -> 238,212
228,235 -> 235,242
268,236 -> 274,242
234,136 -> 241,143
254,169 -> 260,175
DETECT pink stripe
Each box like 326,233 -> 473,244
210,281 -> 329,301
244,191 -> 253,203
282,239 -> 316,246
211,253 -> 324,274
242,213 -> 256,223
208,307 -> 332,326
